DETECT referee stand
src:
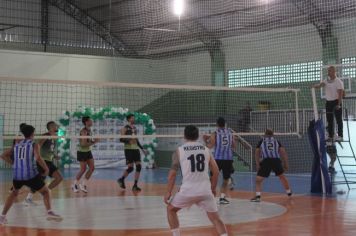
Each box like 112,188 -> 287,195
330,108 -> 356,190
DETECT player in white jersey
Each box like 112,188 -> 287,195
164,125 -> 228,236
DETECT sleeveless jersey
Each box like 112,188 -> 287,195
258,137 -> 281,159
214,128 -> 233,160
78,128 -> 92,152
13,139 -> 38,181
124,125 -> 139,150
40,132 -> 56,162
178,141 -> 212,196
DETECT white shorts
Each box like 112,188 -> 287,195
170,192 -> 218,213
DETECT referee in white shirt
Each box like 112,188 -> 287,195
313,66 -> 344,141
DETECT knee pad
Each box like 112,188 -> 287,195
127,166 -> 134,174
136,164 -> 142,173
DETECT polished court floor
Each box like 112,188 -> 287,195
0,168 -> 356,236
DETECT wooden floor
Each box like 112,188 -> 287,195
0,178 -> 356,236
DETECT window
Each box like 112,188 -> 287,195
341,57 -> 356,78
228,61 -> 322,87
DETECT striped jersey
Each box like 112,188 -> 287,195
13,139 -> 38,181
178,141 -> 212,196
214,128 -> 233,160
257,137 -> 282,159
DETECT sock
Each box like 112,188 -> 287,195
74,179 -> 79,185
27,192 -> 33,200
171,228 -> 180,236
47,209 -> 52,213
220,193 -> 226,199
286,189 -> 291,194
220,234 -> 228,236
256,192 -> 261,197
1,214 -> 6,217
82,178 -> 88,186
134,180 -> 138,186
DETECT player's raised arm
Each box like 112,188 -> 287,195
164,150 -> 180,204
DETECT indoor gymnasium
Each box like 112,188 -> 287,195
1,0 -> 356,235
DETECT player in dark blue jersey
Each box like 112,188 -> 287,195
250,129 -> 292,202
25,121 -> 63,205
204,117 -> 236,205
0,125 -> 61,225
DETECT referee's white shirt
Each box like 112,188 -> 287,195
323,77 -> 344,101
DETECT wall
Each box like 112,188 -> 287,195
335,17 -> 356,59
223,24 -> 322,70
0,49 -> 166,134
0,49 -> 159,82
153,51 -> 212,85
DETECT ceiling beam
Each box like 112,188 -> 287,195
48,0 -> 139,57
85,0 -> 129,12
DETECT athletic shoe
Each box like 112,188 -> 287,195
132,185 -> 141,192
287,192 -> 293,197
250,196 -> 261,202
219,197 -> 230,205
8,186 -> 14,193
0,215 -> 7,225
71,184 -> 79,193
47,211 -> 62,221
117,178 -> 126,189
24,197 -> 37,206
79,184 -> 88,193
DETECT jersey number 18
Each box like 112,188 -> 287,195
187,154 -> 205,172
